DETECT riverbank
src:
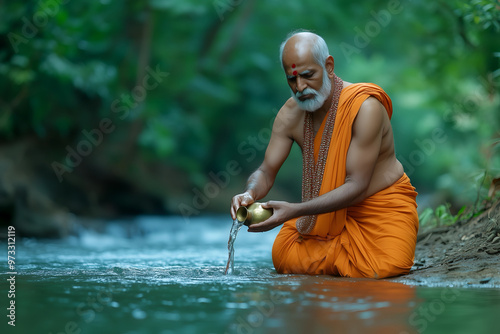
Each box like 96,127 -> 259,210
391,199 -> 500,288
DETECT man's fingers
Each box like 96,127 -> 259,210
241,193 -> 253,206
247,221 -> 262,232
230,200 -> 236,219
230,196 -> 243,219
247,224 -> 264,232
261,201 -> 272,209
247,217 -> 273,232
231,192 -> 256,220
241,199 -> 254,206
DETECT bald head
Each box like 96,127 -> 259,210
279,31 -> 330,70
279,31 -> 335,112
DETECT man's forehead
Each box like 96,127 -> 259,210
283,52 -> 316,68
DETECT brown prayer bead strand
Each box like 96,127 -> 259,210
297,75 -> 343,235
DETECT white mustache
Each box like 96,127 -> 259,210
295,88 -> 317,98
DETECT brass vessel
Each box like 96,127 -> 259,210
236,202 -> 273,226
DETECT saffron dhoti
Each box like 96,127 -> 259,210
272,83 -> 418,278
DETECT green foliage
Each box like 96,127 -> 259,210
455,0 -> 500,31
0,0 -> 498,209
419,204 -> 471,229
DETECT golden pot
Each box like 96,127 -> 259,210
236,202 -> 273,226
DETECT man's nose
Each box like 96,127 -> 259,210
296,76 -> 307,93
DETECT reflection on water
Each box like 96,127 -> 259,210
3,215 -> 500,334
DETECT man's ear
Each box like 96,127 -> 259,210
325,55 -> 335,78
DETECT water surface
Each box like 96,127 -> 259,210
2,215 -> 499,334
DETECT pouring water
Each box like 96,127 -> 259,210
224,219 -> 244,275
225,203 -> 273,275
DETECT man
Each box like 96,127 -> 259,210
230,31 -> 418,279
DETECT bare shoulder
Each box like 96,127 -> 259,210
352,97 -> 389,139
342,80 -> 354,89
273,98 -> 304,137
360,96 -> 386,113
356,97 -> 388,125
278,97 -> 303,121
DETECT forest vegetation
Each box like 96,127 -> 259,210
0,0 -> 498,236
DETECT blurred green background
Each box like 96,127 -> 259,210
0,0 -> 498,236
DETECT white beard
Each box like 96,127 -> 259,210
291,70 -> 332,112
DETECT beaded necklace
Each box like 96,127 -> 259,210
296,74 -> 343,235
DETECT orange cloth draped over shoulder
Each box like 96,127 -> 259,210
272,83 -> 419,279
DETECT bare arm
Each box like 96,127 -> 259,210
230,107 -> 295,219
249,97 -> 386,231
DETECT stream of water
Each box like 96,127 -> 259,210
1,215 -> 499,334
225,219 -> 244,275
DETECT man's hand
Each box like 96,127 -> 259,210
230,191 -> 255,220
247,201 -> 300,232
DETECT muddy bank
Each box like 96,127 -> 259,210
390,199 -> 500,288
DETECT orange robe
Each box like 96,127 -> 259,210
272,83 -> 419,278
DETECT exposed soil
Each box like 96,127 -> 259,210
390,199 -> 500,288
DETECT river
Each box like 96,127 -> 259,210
2,215 -> 499,333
